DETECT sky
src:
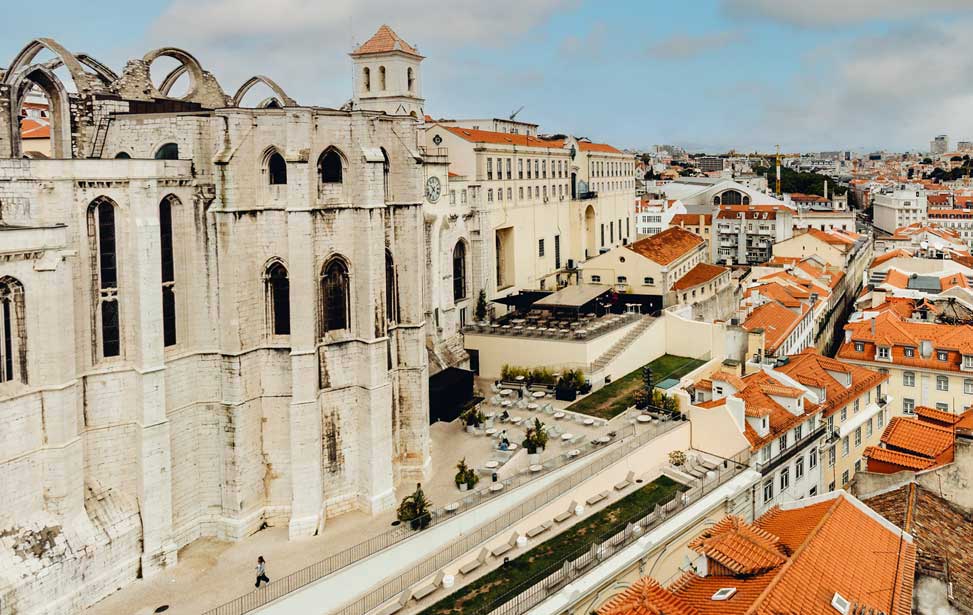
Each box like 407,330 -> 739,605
5,0 -> 973,153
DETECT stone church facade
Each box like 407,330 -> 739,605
0,28 -> 430,614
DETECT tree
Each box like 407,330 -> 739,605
474,289 -> 489,322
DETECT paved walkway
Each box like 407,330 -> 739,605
81,417 -> 616,615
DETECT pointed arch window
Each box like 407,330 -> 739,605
266,261 -> 290,335
407,67 -> 415,92
0,277 -> 26,384
268,151 -> 287,185
320,258 -> 350,334
363,67 -> 371,92
382,148 -> 391,201
386,250 -> 399,323
319,149 -> 343,184
160,196 -> 177,347
379,66 -> 386,90
453,241 -> 467,301
88,198 -> 121,358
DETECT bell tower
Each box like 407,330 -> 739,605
351,25 -> 425,118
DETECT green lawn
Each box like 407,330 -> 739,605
567,354 -> 707,420
419,475 -> 687,615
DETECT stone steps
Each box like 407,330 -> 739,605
590,316 -> 653,372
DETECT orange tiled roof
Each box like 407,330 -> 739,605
870,248 -> 914,268
914,405 -> 973,429
805,227 -> 856,249
775,349 -> 888,419
579,141 -> 624,154
709,370 -> 746,391
687,516 -> 785,574
742,301 -> 807,354
694,378 -> 712,391
20,118 -> 49,139
759,382 -> 804,398
863,445 -> 935,471
881,417 -> 954,458
671,263 -> 728,291
597,494 -> 916,615
710,370 -> 819,450
352,25 -> 422,57
670,213 -> 712,227
837,310 -> 973,372
439,125 -> 566,149
625,227 -> 704,266
789,193 -> 829,202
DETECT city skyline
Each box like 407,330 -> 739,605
5,0 -> 973,153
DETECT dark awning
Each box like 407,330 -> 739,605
491,290 -> 552,310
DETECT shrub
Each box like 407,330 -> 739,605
475,289 -> 489,322
522,418 -> 550,453
397,483 -> 432,530
669,450 -> 687,467
454,458 -> 478,489
462,408 -> 485,428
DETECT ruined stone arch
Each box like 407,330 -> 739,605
318,146 -> 347,184
231,75 -> 296,108
142,47 -> 207,100
2,38 -> 100,93
7,64 -> 72,158
43,52 -> 119,86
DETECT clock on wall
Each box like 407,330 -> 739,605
425,176 -> 442,203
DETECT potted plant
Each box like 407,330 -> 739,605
475,289 -> 489,323
522,418 -> 550,463
397,483 -> 432,530
455,458 -> 479,491
668,450 -> 687,467
462,408 -> 485,433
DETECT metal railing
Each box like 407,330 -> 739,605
203,414 -> 681,615
333,419 -> 690,615
468,452 -> 749,615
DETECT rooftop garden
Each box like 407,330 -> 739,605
419,475 -> 687,615
568,354 -> 706,420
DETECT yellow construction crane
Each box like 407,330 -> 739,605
775,144 -> 782,195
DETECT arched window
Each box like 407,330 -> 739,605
155,143 -> 179,160
319,149 -> 343,184
407,67 -> 415,92
720,190 -> 743,206
88,198 -> 121,358
381,148 -> 391,201
267,151 -> 287,185
386,250 -> 399,323
115,152 -> 131,159
160,196 -> 177,347
266,261 -> 290,335
320,258 -> 350,334
363,67 -> 371,92
453,241 -> 467,301
379,66 -> 386,90
0,277 -> 26,384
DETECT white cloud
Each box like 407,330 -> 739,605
644,30 -> 741,60
721,0 -> 973,28
149,0 -> 575,108
749,20 -> 973,150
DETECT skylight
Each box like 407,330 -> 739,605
711,587 -> 737,601
831,592 -> 850,614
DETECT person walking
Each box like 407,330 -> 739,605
255,556 -> 270,588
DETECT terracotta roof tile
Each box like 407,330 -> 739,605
881,417 -> 954,458
741,301 -> 807,354
579,141 -> 624,154
625,227 -> 704,266
863,445 -> 935,471
439,125 -> 566,149
671,263 -> 728,291
598,494 -> 915,615
352,25 -> 422,57
670,213 -> 712,227
837,311 -> 973,373
775,349 -> 888,419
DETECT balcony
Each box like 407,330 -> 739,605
755,423 -> 827,475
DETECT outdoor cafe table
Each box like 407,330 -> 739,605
532,391 -> 546,398
500,389 -> 513,396
636,415 -> 652,423
484,460 -> 499,469
561,433 -> 574,441
489,483 -> 504,493
553,412 -> 565,419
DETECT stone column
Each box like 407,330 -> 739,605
130,182 -> 176,575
